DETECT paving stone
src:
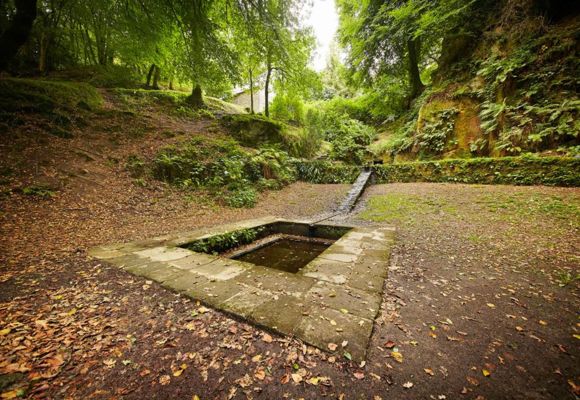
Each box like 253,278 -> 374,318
319,252 -> 359,263
168,253 -> 218,270
301,259 -> 352,284
106,254 -> 149,270
184,279 -> 244,305
220,287 -> 272,319
237,268 -> 316,297
345,269 -> 386,293
134,246 -> 192,262
162,271 -> 211,293
190,258 -> 250,281
293,307 -> 373,362
304,281 -> 381,320
252,295 -> 306,333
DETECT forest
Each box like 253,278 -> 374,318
0,0 -> 579,399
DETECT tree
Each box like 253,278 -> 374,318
0,0 -> 38,71
337,0 -> 479,104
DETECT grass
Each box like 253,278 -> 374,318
359,193 -> 457,223
475,193 -> 580,224
0,78 -> 103,113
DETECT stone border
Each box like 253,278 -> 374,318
89,217 -> 394,361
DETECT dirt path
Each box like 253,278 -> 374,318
1,182 -> 578,399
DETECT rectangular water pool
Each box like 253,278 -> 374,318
231,237 -> 331,273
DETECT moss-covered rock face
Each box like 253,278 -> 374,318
414,95 -> 483,159
371,14 -> 580,161
220,114 -> 287,148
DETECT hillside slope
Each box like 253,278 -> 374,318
372,7 -> 579,162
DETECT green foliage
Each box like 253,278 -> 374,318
416,108 -> 459,156
20,185 -> 56,198
373,156 -> 580,187
0,78 -> 102,113
51,65 -> 141,88
126,155 -> 146,178
183,227 -> 264,254
221,187 -> 258,208
0,78 -> 103,134
150,138 -> 298,207
304,103 -> 376,164
271,93 -> 306,125
293,161 -> 360,184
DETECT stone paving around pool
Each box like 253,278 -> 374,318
89,217 -> 394,361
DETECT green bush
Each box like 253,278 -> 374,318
222,187 -> 258,208
305,107 -> 376,164
271,93 -> 306,125
293,160 -> 360,184
373,156 -> 580,187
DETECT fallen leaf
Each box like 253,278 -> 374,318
330,320 -> 337,326
262,333 -> 273,343
467,376 -> 479,386
353,371 -> 365,380
340,309 -> 349,314
424,368 -> 434,376
0,328 -> 11,336
173,364 -> 187,377
328,343 -> 338,351
486,303 -> 496,309
391,351 -> 403,363
402,381 -> 413,389
307,377 -> 320,385
343,351 -> 352,361
254,368 -> 266,380
235,374 -> 252,388
291,373 -> 303,383
539,320 -> 547,326
251,354 -> 262,362
482,369 -> 491,377
159,375 -> 171,385
384,340 -> 396,349
280,374 -> 290,384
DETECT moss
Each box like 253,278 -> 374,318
220,114 -> 286,147
359,193 -> 457,223
373,155 -> 580,187
0,78 -> 103,113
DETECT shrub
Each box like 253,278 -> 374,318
373,156 -> 580,187
222,187 -> 258,208
293,160 -> 360,184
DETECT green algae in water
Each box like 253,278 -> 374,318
233,238 -> 330,273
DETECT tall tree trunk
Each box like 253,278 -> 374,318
264,62 -> 272,117
188,84 -> 204,108
249,68 -> 254,114
146,64 -> 155,88
407,38 -> 424,100
39,31 -> 49,74
152,66 -> 161,89
0,0 -> 38,71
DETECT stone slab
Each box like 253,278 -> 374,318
90,217 -> 395,362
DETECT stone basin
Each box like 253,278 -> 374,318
89,217 -> 394,361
